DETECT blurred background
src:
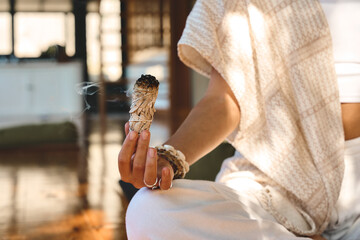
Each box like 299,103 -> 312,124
0,0 -> 233,239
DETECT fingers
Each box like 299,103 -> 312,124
143,148 -> 158,188
156,157 -> 175,190
132,131 -> 151,188
118,130 -> 138,182
159,167 -> 174,190
118,125 -> 176,190
125,122 -> 129,136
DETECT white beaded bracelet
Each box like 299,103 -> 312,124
155,145 -> 189,179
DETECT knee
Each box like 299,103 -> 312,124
126,187 -> 160,221
125,188 -> 171,239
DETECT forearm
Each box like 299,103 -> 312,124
165,70 -> 240,165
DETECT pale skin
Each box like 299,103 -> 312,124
118,68 -> 359,240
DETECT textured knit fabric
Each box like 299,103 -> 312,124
178,0 -> 344,236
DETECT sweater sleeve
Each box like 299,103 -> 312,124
178,0 -> 256,141
178,0 -> 225,78
178,0 -> 254,94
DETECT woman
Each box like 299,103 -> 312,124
118,0 -> 360,239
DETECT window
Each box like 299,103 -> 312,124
86,12 -> 101,81
14,12 -> 75,58
0,13 -> 11,55
0,0 -> 75,58
0,0 -> 9,12
87,0 -> 122,82
15,0 -> 72,12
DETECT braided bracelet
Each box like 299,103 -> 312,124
155,145 -> 189,179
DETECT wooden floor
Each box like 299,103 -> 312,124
0,115 -> 170,240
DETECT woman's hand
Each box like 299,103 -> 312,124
118,122 -> 174,190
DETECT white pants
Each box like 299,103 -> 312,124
126,137 -> 360,240
322,136 -> 360,240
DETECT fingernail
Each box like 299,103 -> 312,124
129,131 -> 137,140
141,131 -> 149,140
148,148 -> 155,158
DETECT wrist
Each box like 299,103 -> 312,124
155,145 -> 189,179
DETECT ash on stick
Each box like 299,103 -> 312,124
129,74 -> 159,133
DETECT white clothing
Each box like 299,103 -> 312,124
126,137 -> 360,240
126,0 -> 360,239
323,136 -> 360,240
126,180 -> 311,240
334,63 -> 360,103
178,0 -> 344,235
319,0 -> 360,102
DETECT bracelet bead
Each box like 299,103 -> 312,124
155,145 -> 189,179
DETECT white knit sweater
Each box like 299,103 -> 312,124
178,0 -> 344,236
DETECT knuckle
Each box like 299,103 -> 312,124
136,141 -> 147,149
138,135 -> 150,145
145,160 -> 155,168
118,156 -> 127,166
133,182 -> 143,189
160,176 -> 171,190
133,163 -> 145,172
120,176 -> 131,183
